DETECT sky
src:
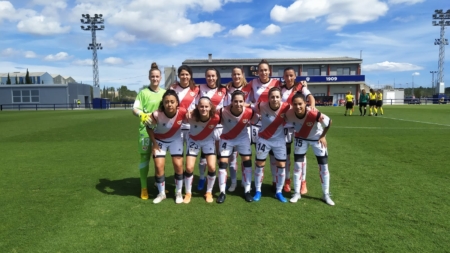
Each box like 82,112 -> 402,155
0,0 -> 447,91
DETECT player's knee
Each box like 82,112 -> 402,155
242,160 -> 252,168
218,162 -> 228,170
208,171 -> 216,177
316,155 -> 328,165
184,171 -> 193,177
294,154 -> 306,162
174,173 -> 183,180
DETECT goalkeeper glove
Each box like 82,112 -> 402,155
139,112 -> 150,124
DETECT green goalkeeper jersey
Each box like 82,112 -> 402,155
134,86 -> 166,134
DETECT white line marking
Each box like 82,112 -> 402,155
377,116 -> 450,127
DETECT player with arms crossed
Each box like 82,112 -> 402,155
253,87 -> 290,203
217,90 -> 259,203
285,93 -> 335,206
132,62 -> 165,200
185,97 -> 221,203
146,90 -> 187,204
280,67 -> 315,195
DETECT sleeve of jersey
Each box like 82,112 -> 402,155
318,113 -> 331,128
133,92 -> 143,110
250,108 -> 260,125
301,87 -> 312,97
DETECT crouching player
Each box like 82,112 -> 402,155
218,90 -> 259,203
185,97 -> 221,203
147,90 -> 187,204
285,93 -> 335,206
254,87 -> 290,203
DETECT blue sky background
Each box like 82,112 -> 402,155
0,0 -> 447,91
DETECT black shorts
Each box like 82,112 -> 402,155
369,100 -> 376,106
346,102 -> 353,109
359,102 -> 367,107
376,101 -> 383,107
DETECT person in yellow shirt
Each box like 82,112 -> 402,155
368,89 -> 377,116
375,89 -> 384,116
344,91 -> 354,116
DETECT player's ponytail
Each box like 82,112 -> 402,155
149,62 -> 161,75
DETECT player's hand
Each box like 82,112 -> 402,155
300,80 -> 308,88
153,142 -> 161,153
318,137 -> 327,148
139,112 -> 150,124
309,105 -> 317,112
144,117 -> 155,128
186,110 -> 193,119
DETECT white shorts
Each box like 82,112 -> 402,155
219,137 -> 252,157
213,126 -> 223,141
186,137 -> 216,156
284,127 -> 294,144
181,129 -> 189,145
256,137 -> 286,162
153,137 -> 184,157
250,125 -> 260,144
293,138 -> 328,157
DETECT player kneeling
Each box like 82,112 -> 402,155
285,93 -> 335,206
147,90 -> 187,204
218,90 -> 259,203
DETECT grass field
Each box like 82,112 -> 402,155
1,105 -> 450,253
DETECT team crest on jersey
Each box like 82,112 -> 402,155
307,122 -> 313,127
190,92 -> 195,96
218,91 -> 223,96
177,120 -> 182,125
208,125 -> 215,129
243,119 -> 248,123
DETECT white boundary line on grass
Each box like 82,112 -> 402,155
376,116 -> 450,127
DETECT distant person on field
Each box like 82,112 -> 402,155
344,91 -> 354,116
132,62 -> 165,200
375,89 -> 384,116
369,89 -> 377,116
359,89 -> 369,116
77,99 -> 81,108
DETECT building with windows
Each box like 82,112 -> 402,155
182,55 -> 368,104
0,72 -> 54,85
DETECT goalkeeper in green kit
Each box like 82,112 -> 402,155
132,62 -> 165,199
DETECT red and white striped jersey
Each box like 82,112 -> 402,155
220,106 -> 259,140
255,101 -> 290,140
281,84 -> 311,128
285,108 -> 330,141
226,84 -> 252,105
170,83 -> 198,110
248,78 -> 281,103
187,112 -> 221,141
196,84 -> 228,110
152,107 -> 187,142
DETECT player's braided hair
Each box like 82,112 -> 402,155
193,96 -> 216,122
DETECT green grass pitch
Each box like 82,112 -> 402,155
1,105 -> 450,252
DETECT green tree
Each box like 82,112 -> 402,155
6,73 -> 11,85
25,69 -> 32,84
102,86 -> 106,98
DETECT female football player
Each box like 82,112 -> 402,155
147,90 -> 187,204
359,89 -> 369,116
344,91 -> 354,116
132,62 -> 165,200
375,89 -> 384,116
369,89 -> 377,116
285,93 -> 334,206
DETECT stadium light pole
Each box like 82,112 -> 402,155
81,14 -> 104,96
411,74 -> 414,97
430,70 -> 438,89
432,9 -> 450,94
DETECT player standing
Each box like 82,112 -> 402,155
147,90 -> 187,204
280,67 -> 315,194
359,89 -> 369,116
185,97 -> 221,203
344,91 -> 354,116
368,89 -> 377,116
375,89 -> 384,116
218,90 -> 259,203
285,93 -> 335,205
253,87 -> 290,203
132,62 -> 165,200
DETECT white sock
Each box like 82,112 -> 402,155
243,167 -> 252,192
293,161 -> 304,194
157,182 -> 165,195
285,155 -> 291,180
319,164 -> 330,195
255,166 -> 264,192
206,173 -> 216,193
229,152 -> 237,184
218,169 -> 227,193
199,158 -> 206,180
276,167 -> 285,193
184,174 -> 193,194
175,174 -> 183,193
270,155 -> 276,183
302,156 -> 307,181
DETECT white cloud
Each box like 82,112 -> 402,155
0,1 -> 36,23
17,16 -> 70,35
104,57 -> 127,65
224,0 -> 252,3
228,24 -> 254,37
72,59 -> 93,66
31,0 -> 67,9
44,52 -> 70,61
392,16 -> 414,22
388,0 -> 425,5
270,0 -> 388,30
1,48 -> 18,57
114,31 -> 136,43
362,61 -> 423,72
412,72 -> 420,76
24,51 -> 37,58
261,24 -> 281,35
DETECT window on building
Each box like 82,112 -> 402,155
12,89 -> 40,103
337,68 -> 350,75
307,68 -> 320,76
249,66 -> 259,77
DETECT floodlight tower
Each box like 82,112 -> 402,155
432,9 -> 450,94
80,14 -> 104,93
